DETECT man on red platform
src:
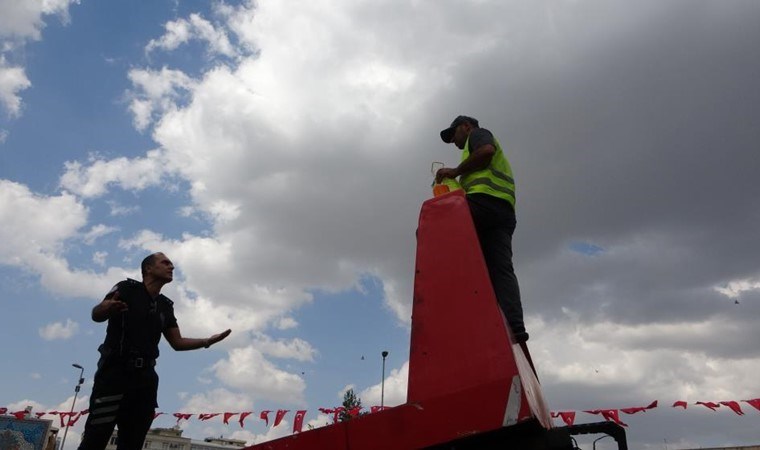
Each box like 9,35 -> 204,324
437,115 -> 528,344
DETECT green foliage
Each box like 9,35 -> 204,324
338,388 -> 364,422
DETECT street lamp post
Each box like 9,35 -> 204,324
60,364 -> 85,450
380,351 -> 389,409
593,434 -> 612,450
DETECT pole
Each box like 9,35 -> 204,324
61,364 -> 84,450
593,435 -> 611,450
380,351 -> 389,409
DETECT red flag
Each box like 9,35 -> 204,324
331,407 -> 345,423
743,399 -> 760,412
370,406 -> 389,413
153,412 -> 164,420
173,413 -> 193,423
35,412 -> 46,419
274,410 -> 289,427
0,407 -> 7,415
293,410 -> 307,433
551,411 -> 576,426
349,407 -> 362,417
720,401 -> 744,416
239,412 -> 252,428
318,408 -> 334,415
81,409 -> 89,416
12,411 -> 27,420
672,401 -> 687,409
696,401 -> 721,411
584,409 -> 627,427
58,412 -> 74,427
260,410 -> 272,427
223,412 -> 237,424
67,413 -> 83,426
199,413 -> 220,421
621,400 -> 657,414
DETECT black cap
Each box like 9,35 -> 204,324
440,115 -> 479,143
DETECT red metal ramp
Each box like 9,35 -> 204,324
243,190 -> 552,450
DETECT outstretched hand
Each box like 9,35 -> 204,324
207,329 -> 232,348
104,291 -> 129,315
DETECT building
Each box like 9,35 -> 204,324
104,426 -> 246,450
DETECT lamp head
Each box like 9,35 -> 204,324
72,364 -> 83,369
381,351 -> 389,358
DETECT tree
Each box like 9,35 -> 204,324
338,388 -> 364,422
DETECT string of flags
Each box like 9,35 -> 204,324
2,399 -> 758,434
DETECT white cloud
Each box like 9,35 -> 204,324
126,67 -> 196,131
30,373 -> 41,380
107,201 -> 139,216
0,0 -> 79,117
0,0 -> 79,40
59,150 -> 168,198
82,224 -> 118,245
0,56 -> 31,117
715,277 -> 760,299
358,361 -> 408,408
0,128 -> 8,143
92,251 -> 107,266
213,346 -> 306,405
251,334 -> 317,362
39,319 -> 79,340
146,13 -> 237,58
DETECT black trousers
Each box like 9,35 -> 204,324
78,360 -> 158,450
467,195 -> 528,343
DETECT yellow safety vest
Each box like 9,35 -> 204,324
459,135 -> 516,208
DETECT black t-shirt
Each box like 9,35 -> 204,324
102,279 -> 178,360
467,128 -> 495,153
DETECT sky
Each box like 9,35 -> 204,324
1,0 -> 759,449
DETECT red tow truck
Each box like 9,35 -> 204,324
244,191 -> 627,450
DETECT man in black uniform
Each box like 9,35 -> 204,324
78,252 -> 231,450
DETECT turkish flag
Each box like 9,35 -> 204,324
173,413 -> 193,423
260,410 -> 272,427
584,409 -> 627,427
274,410 -> 289,427
743,398 -> 760,412
621,400 -> 658,414
68,413 -> 83,426
153,412 -> 164,419
239,412 -> 253,428
672,401 -> 688,409
696,401 -> 720,411
331,407 -> 345,423
293,410 -> 307,433
551,411 -> 576,426
200,413 -> 221,421
223,412 -> 237,424
720,401 -> 744,415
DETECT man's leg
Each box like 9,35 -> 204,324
115,374 -> 157,450
78,388 -> 123,449
467,197 -> 528,343
480,225 -> 528,343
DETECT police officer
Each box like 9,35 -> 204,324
437,116 -> 528,344
78,252 -> 231,450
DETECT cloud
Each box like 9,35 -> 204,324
0,0 -> 80,117
358,361 -> 408,408
213,346 -> 306,405
39,319 -> 80,340
145,13 -> 237,59
0,56 -> 31,117
60,150 -> 169,198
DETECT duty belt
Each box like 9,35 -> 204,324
126,357 -> 156,369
